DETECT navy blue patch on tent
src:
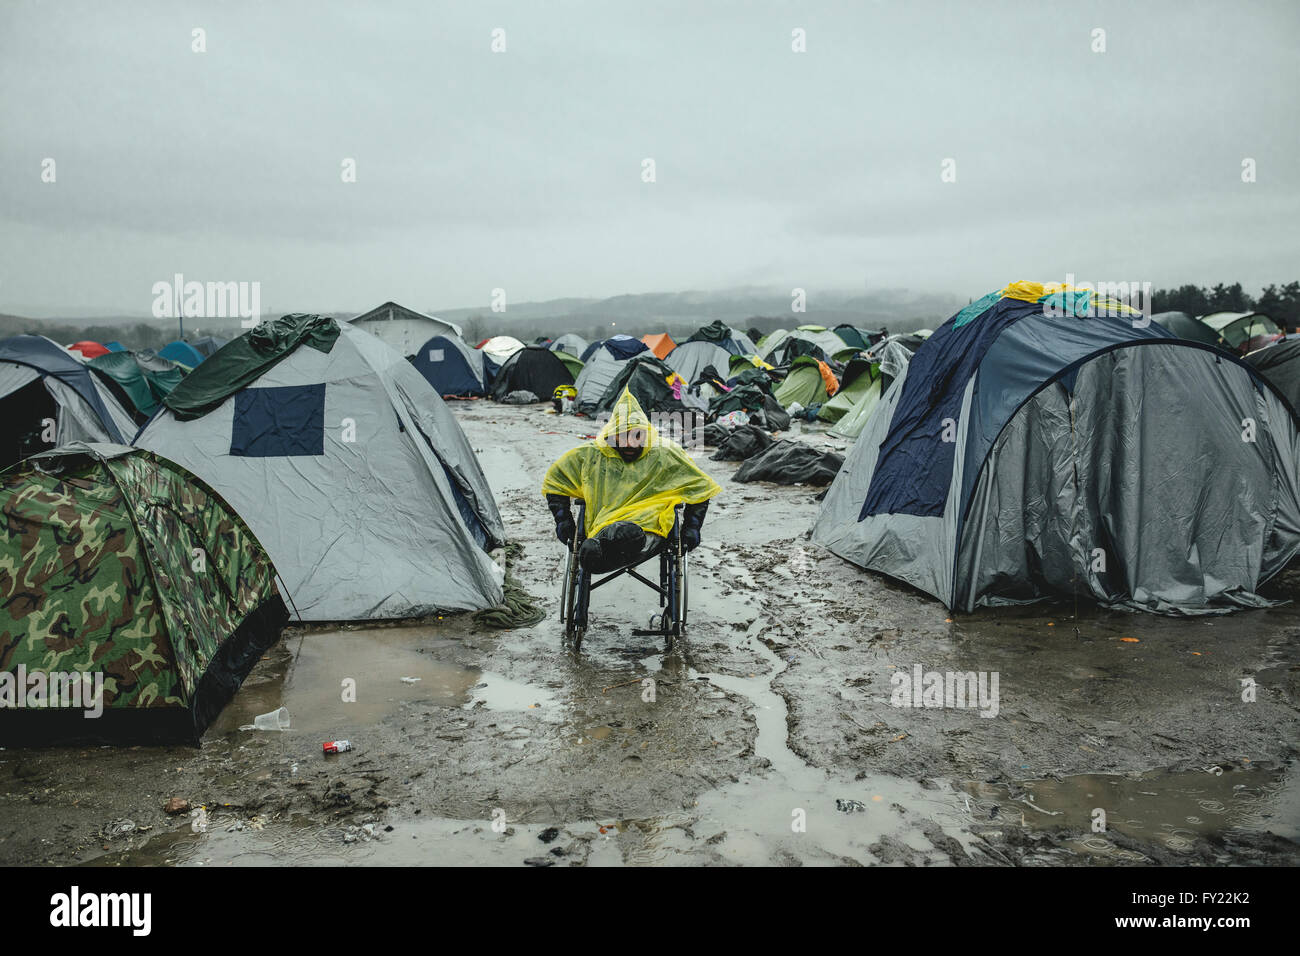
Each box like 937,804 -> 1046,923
230,384 -> 325,457
603,336 -> 649,361
859,297 -> 1042,520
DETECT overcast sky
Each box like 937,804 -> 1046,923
1,0 -> 1297,318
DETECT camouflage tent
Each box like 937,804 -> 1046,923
0,443 -> 288,745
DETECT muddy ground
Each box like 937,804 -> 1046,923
1,402 -> 1297,866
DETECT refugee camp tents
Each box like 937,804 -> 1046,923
480,335 -> 526,365
0,442 -> 287,745
490,345 -> 574,402
1152,311 -> 1221,347
1200,311 -> 1285,355
774,356 -> 836,408
686,320 -> 757,356
832,325 -> 886,351
158,340 -> 204,368
135,314 -> 506,621
664,340 -> 733,385
764,326 -> 849,366
190,335 -> 228,358
818,358 -> 878,424
549,333 -> 589,358
1245,337 -> 1300,417
0,335 -> 137,470
825,335 -> 928,441
572,336 -> 650,413
814,281 -> 1300,614
67,341 -> 110,360
88,350 -> 186,419
641,333 -> 676,359
351,301 -> 463,356
410,333 -> 488,397
825,378 -> 883,441
589,354 -> 688,418
584,334 -> 647,362
553,351 -> 584,379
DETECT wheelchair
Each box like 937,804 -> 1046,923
558,499 -> 689,653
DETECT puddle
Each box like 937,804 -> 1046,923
962,763 -> 1299,861
206,629 -> 571,741
209,629 -> 481,736
468,671 -> 562,719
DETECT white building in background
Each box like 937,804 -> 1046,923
350,301 -> 464,356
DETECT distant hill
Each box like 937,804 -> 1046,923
430,287 -> 965,343
1,287 -> 964,349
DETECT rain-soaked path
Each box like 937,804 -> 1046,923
3,403 -> 1296,866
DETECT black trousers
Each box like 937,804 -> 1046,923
578,521 -> 664,574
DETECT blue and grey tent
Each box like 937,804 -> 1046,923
410,334 -> 488,396
136,316 -> 505,621
572,336 -> 650,412
813,282 -> 1300,615
0,335 -> 137,468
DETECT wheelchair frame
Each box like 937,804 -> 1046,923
558,500 -> 689,653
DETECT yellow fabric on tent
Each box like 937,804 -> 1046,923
1002,280 -> 1063,302
1001,280 -> 1142,316
541,389 -> 721,538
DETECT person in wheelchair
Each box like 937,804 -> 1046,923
542,389 -> 720,574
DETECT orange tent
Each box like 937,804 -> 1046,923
641,333 -> 675,359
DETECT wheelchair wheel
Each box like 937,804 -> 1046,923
679,551 -> 689,631
563,558 -> 581,642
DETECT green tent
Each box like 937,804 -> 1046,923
0,443 -> 287,745
553,350 -> 584,380
89,350 -> 186,419
774,356 -> 832,408
818,358 -> 878,424
827,377 -> 883,440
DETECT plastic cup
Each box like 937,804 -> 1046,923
252,707 -> 290,731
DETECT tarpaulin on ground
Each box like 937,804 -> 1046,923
710,424 -> 773,461
542,389 -> 720,537
734,440 -> 843,485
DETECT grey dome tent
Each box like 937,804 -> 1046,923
764,326 -> 849,366
1245,337 -> 1300,419
0,335 -> 137,470
664,340 -> 732,385
1151,311 -> 1222,348
549,333 -> 588,358
814,282 -> 1300,615
136,315 -> 505,621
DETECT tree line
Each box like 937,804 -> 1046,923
1151,282 -> 1300,330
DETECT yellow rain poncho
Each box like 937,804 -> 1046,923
542,390 -> 721,538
